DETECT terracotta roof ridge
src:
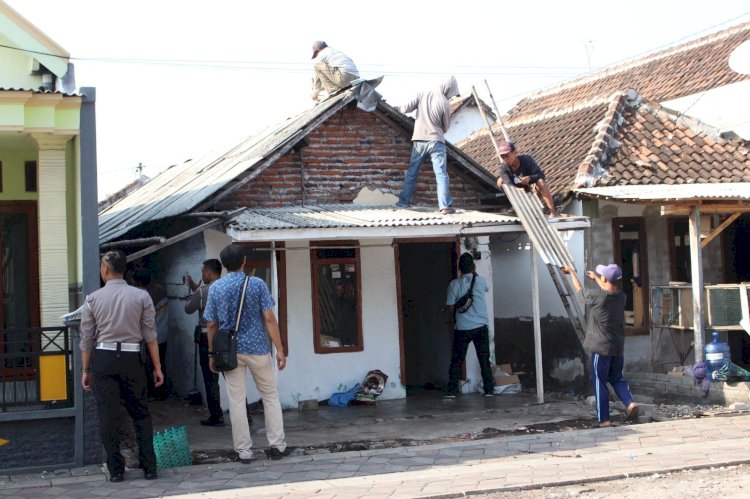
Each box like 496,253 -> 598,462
520,21 -> 750,104
573,91 -> 639,188
507,94 -> 620,127
455,95 -> 619,149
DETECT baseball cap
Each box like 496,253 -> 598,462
498,142 -> 515,155
312,40 -> 328,59
595,263 -> 623,282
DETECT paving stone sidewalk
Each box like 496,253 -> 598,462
3,414 -> 750,498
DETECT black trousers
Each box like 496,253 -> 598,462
92,349 -> 157,475
198,332 -> 223,420
447,325 -> 495,395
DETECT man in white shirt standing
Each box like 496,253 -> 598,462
311,40 -> 359,101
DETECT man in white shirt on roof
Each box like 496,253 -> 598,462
311,40 -> 359,102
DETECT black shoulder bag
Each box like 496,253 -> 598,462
212,276 -> 249,372
454,273 -> 476,314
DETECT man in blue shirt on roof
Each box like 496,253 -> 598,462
204,244 -> 290,463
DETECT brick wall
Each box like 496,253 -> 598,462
627,371 -> 750,405
215,103 -> 492,210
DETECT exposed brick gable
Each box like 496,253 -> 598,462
215,102 -> 494,210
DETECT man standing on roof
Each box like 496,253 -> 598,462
496,142 -> 558,217
396,76 -> 460,215
311,41 -> 359,102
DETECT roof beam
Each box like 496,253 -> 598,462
701,211 -> 742,248
662,203 -> 750,215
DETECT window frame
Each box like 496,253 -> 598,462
310,240 -> 363,354
612,217 -> 650,336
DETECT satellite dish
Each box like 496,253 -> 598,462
729,40 -> 750,75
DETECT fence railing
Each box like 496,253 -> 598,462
0,326 -> 73,412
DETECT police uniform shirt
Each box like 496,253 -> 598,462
79,279 -> 157,352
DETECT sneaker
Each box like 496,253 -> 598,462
443,393 -> 457,400
109,472 -> 124,483
440,207 -> 456,215
238,456 -> 255,464
200,417 -> 225,427
484,392 -> 494,398
269,447 -> 291,460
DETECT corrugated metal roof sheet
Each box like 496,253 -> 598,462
574,183 -> 750,202
0,86 -> 80,96
501,185 -> 587,343
98,90 -> 355,243
230,204 -> 520,231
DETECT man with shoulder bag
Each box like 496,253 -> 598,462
185,259 -> 224,426
204,245 -> 290,463
444,252 -> 495,399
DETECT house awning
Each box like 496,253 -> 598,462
226,204 -> 590,242
574,183 -> 750,205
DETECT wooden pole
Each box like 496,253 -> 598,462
471,86 -> 504,163
688,205 -> 706,362
483,79 -> 511,143
531,246 -> 544,404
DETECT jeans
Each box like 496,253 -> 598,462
198,332 -> 223,420
447,325 -> 494,395
223,353 -> 287,460
591,353 -> 634,422
398,140 -> 452,209
92,350 -> 156,475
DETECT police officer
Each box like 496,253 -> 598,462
80,250 -> 163,482
185,258 -> 224,426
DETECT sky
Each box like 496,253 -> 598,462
6,0 -> 750,200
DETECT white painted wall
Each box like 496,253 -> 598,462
162,231 -> 497,409
446,108 -> 495,144
269,238 -> 405,409
491,202 -> 586,319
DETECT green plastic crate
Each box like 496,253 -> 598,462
153,426 -> 192,469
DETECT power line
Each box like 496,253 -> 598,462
1,12 -> 748,77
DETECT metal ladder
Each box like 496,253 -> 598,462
502,185 -> 587,345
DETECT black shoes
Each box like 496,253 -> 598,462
200,417 -> 225,427
144,470 -> 158,480
109,472 -> 124,483
269,447 -> 291,460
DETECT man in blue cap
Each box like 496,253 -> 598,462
562,263 -> 639,428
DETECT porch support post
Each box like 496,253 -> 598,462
688,205 -> 706,362
32,133 -> 75,327
530,247 -> 544,404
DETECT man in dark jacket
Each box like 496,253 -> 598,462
496,142 -> 558,217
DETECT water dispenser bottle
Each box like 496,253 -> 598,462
704,331 -> 730,381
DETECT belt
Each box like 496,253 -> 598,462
96,342 -> 141,352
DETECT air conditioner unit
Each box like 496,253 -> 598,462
706,284 -> 750,330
